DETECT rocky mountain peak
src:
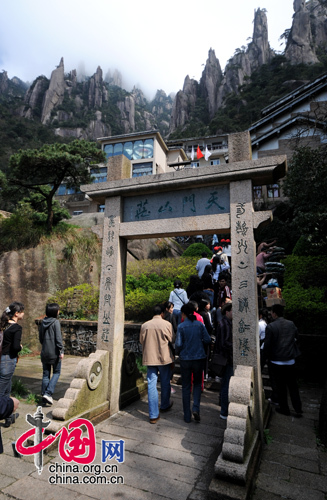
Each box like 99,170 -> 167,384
285,0 -> 319,64
41,57 -> 65,124
169,8 -> 273,134
199,48 -> 223,119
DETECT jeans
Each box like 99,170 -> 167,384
180,358 -> 205,422
0,355 -> 17,397
220,363 -> 234,417
172,309 -> 182,326
147,364 -> 172,419
41,359 -> 62,397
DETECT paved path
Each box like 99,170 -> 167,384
0,356 -> 326,500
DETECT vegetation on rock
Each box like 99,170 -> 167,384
4,140 -> 106,232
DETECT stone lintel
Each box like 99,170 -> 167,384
119,213 -> 231,239
81,155 -> 287,202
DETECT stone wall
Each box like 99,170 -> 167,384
0,230 -> 102,350
35,318 -> 143,357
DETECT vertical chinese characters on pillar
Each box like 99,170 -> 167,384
101,215 -> 116,343
236,203 -> 251,357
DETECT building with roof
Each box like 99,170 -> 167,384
56,73 -> 327,216
250,73 -> 327,206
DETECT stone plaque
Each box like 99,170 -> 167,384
123,184 -> 230,222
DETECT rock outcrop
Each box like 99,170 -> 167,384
0,230 -> 102,349
199,49 -> 223,119
3,1 -> 327,142
169,76 -> 198,133
17,57 -> 173,140
285,0 -> 319,64
41,57 -> 65,124
169,8 -> 273,133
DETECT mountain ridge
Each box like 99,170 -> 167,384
1,0 -> 327,151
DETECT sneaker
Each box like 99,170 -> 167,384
193,412 -> 201,422
4,413 -> 19,428
43,395 -> 53,405
268,398 -> 279,406
220,414 -> 227,420
171,387 -> 176,394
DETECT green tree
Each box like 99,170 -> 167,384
6,140 -> 106,232
283,146 -> 327,254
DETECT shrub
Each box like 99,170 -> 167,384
0,206 -> 44,252
46,256 -> 200,322
47,283 -> 99,320
125,257 -> 198,321
126,257 -> 197,285
125,288 -> 169,322
282,256 -> 327,333
181,243 -> 212,257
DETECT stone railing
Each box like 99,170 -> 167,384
35,318 -> 142,357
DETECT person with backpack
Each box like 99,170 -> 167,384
0,302 -> 25,400
39,303 -> 64,405
168,279 -> 188,326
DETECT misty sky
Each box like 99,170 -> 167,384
0,0 -> 295,99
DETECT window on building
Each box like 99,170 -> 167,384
104,144 -> 113,158
123,141 -> 133,160
253,186 -> 262,199
91,166 -> 107,183
210,159 -> 220,166
73,210 -> 83,216
113,143 -> 123,157
133,140 -> 144,159
267,183 -> 280,199
190,162 -> 200,168
132,162 -> 153,177
98,205 -> 105,213
143,138 -> 154,158
104,138 -> 155,161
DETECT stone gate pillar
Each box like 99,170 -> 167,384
230,178 -> 263,432
97,195 -> 127,415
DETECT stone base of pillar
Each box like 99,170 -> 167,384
208,365 -> 271,499
47,350 -> 110,433
208,431 -> 261,500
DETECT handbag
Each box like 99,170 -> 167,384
208,352 -> 227,377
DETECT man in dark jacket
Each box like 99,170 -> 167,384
263,304 -> 302,417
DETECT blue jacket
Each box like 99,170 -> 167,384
175,318 -> 211,360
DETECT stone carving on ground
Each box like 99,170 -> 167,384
48,350 -> 109,433
215,366 -> 258,484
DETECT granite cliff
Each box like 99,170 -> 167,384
1,0 -> 327,143
169,2 -> 327,134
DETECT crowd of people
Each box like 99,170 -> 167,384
0,238 -> 302,439
140,239 -> 302,424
